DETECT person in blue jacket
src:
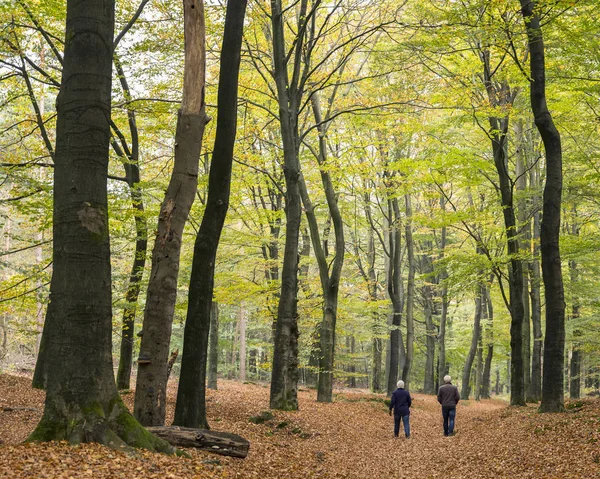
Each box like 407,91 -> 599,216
389,379 -> 412,438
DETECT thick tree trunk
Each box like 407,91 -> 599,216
29,0 -> 171,452
461,285 -> 483,400
520,0 -> 565,413
135,0 -> 210,427
207,302 -> 219,390
402,195 -> 415,390
173,0 -> 247,428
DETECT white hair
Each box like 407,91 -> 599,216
443,375 -> 452,384
397,380 -> 405,389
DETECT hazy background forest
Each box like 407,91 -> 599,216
1,0 -> 600,414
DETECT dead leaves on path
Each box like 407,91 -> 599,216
1,374 -> 599,478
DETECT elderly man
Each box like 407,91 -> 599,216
437,375 -> 460,436
389,380 -> 412,438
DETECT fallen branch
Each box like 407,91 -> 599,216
146,426 -> 249,458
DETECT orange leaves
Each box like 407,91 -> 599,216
1,374 -> 600,478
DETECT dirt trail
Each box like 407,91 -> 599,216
1,374 -> 599,478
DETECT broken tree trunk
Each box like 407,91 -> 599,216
146,426 -> 249,458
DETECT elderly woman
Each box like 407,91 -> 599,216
389,380 -> 412,438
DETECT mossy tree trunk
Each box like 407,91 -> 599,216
29,0 -> 172,453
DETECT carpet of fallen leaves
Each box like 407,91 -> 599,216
1,373 -> 599,478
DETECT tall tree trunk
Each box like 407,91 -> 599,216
480,285 -> 494,399
515,129 -> 532,399
461,283 -> 484,400
207,302 -> 219,390
173,0 -> 247,428
239,302 -> 246,382
401,194 -> 415,390
569,218 -> 581,400
298,93 -> 345,403
114,56 -> 148,391
135,0 -> 210,427
438,200 -> 449,386
268,0 -> 308,411
386,198 -> 404,395
520,0 -> 565,413
528,155 -> 543,401
422,245 -> 436,395
480,48 -> 525,406
29,0 -> 171,451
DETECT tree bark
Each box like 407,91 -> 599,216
480,285 -> 494,399
239,302 -> 246,381
135,0 -> 210,427
207,301 -> 219,390
29,0 -> 171,452
520,0 -> 566,413
480,48 -> 525,406
173,0 -> 247,428
268,0 -> 308,411
528,155 -> 543,401
461,283 -> 483,400
402,194 -> 415,390
113,56 -> 148,391
146,426 -> 249,458
386,198 -> 404,395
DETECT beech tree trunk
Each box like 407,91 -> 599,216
421,240 -> 436,395
29,0 -> 171,452
479,285 -> 494,399
402,194 -> 415,390
173,0 -> 247,428
146,426 -> 249,458
207,302 -> 219,390
528,155 -> 543,401
480,48 -> 525,406
114,56 -> 148,391
386,198 -> 405,395
135,0 -> 210,427
520,0 -> 565,413
461,284 -> 483,400
268,0 -> 308,411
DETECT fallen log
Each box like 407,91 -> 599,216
146,426 -> 249,458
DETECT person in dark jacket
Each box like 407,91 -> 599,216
389,380 -> 412,438
437,375 -> 460,436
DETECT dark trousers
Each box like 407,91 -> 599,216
394,414 -> 410,437
442,406 -> 456,435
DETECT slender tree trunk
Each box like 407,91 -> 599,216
269,0 -> 308,411
461,284 -> 484,399
480,285 -> 494,399
114,56 -> 148,391
386,198 -> 404,395
173,0 -> 247,428
422,250 -> 436,395
135,0 -> 210,427
29,0 -> 171,451
239,303 -> 246,382
438,205 -> 449,386
520,0 -> 565,413
298,93 -> 345,403
569,251 -> 581,399
207,302 -> 219,390
402,195 -> 415,390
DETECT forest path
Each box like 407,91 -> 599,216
1,374 -> 599,478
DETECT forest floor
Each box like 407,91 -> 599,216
0,374 -> 599,478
